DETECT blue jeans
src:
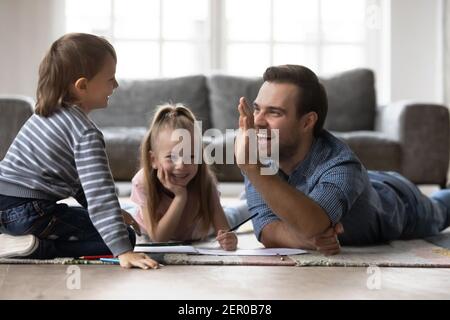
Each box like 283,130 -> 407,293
0,200 -> 136,259
368,171 -> 450,239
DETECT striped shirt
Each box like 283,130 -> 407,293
247,130 -> 407,245
0,105 -> 132,256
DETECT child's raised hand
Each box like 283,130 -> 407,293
216,230 -> 238,251
156,167 -> 187,198
118,251 -> 160,269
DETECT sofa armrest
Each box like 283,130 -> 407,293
0,95 -> 34,160
375,101 -> 449,186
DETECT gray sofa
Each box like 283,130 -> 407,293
1,69 -> 449,186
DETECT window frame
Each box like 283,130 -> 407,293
65,0 -> 382,78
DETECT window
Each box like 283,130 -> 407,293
65,0 -> 380,79
66,0 -> 209,79
224,0 -> 375,76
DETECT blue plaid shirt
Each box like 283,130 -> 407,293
246,130 -> 409,245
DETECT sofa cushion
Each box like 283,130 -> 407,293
333,131 -> 401,172
103,127 -> 147,181
202,134 -> 245,182
322,68 -> 376,132
0,96 -> 34,160
211,163 -> 244,182
207,75 -> 263,132
207,69 -> 376,133
203,130 -> 400,183
91,75 -> 211,131
99,130 -> 401,182
104,127 -> 244,182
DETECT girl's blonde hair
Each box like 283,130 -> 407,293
140,103 -> 216,238
35,33 -> 117,117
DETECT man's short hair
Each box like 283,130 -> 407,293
263,64 -> 328,137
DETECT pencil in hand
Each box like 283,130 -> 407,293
228,212 -> 259,232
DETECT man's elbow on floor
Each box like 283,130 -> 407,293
259,235 -> 278,248
297,217 -> 333,239
259,231 -> 315,250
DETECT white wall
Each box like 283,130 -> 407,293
0,0 -> 445,105
387,0 -> 444,104
444,0 -> 450,105
0,0 -> 65,99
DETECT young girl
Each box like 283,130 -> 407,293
0,33 -> 158,270
130,104 -> 239,250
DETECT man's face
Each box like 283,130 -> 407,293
253,81 -> 304,161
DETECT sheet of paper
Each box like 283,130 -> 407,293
134,245 -> 198,254
196,247 -> 308,256
135,245 -> 308,256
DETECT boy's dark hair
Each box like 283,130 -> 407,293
263,64 -> 328,137
35,33 -> 117,117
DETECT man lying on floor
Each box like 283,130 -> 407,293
235,64 -> 450,256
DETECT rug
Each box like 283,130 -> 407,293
289,239 -> 450,268
145,230 -> 450,268
1,229 -> 450,268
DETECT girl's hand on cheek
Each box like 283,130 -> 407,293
157,167 -> 187,199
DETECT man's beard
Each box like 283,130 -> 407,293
258,136 -> 300,162
278,140 -> 300,162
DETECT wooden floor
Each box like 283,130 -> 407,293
2,185 -> 449,300
0,264 -> 449,299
